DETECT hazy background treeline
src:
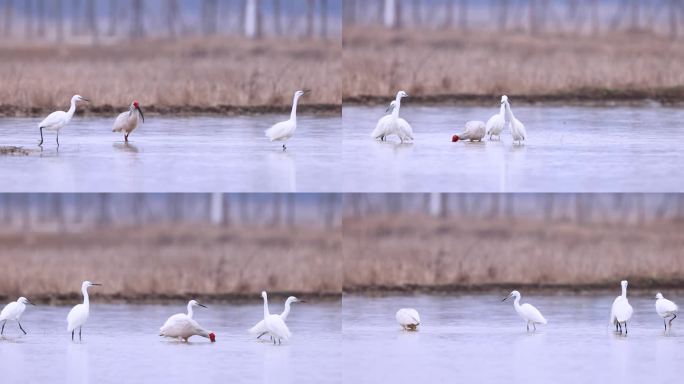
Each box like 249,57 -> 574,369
0,0 -> 341,43
343,193 -> 684,291
0,193 -> 342,301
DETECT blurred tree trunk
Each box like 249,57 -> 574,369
528,0 -> 538,35
286,194 -> 295,226
86,0 -> 98,42
130,0 -> 144,37
273,0 -> 282,36
221,194 -> 231,226
459,0 -> 468,30
498,0 -> 508,32
55,0 -> 64,41
244,0 -> 261,38
444,0 -> 454,29
108,0 -> 117,36
629,0 -> 639,30
412,0 -> 421,26
669,0 -> 679,39
306,0 -> 314,38
320,0 -> 328,38
25,0 -> 33,39
37,0 -> 45,38
71,0 -> 80,35
591,0 -> 600,35
166,0 -> 180,38
272,194 -> 282,227
344,0 -> 356,26
3,0 -> 12,37
202,0 -> 218,36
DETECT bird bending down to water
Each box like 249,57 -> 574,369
112,100 -> 145,142
261,291 -> 291,345
265,89 -> 310,150
655,292 -> 678,330
159,300 -> 216,343
502,290 -> 547,331
610,280 -> 633,334
486,96 -> 507,140
452,121 -> 486,142
396,308 -> 420,331
502,95 -> 526,144
0,297 -> 35,336
66,281 -> 101,341
38,95 -> 89,146
249,296 -> 304,339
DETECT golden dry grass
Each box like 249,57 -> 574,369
0,224 -> 341,301
343,27 -> 684,101
0,36 -> 341,116
343,215 -> 684,290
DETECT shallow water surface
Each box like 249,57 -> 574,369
343,293 -> 684,384
0,115 -> 340,192
343,104 -> 684,192
0,300 -> 340,383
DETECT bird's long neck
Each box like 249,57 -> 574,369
290,94 -> 301,121
66,99 -> 78,122
513,295 -> 521,310
281,299 -> 293,320
198,328 -> 210,338
263,295 -> 270,318
504,102 -> 515,123
499,104 -> 506,118
82,286 -> 90,307
621,285 -> 627,298
187,302 -> 194,319
392,96 -> 402,121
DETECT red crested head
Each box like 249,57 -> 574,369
133,100 -> 139,108
209,332 -> 216,342
451,135 -> 460,142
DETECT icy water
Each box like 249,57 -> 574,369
343,293 -> 684,384
343,104 -> 684,192
0,300 -> 341,384
0,115 -> 340,192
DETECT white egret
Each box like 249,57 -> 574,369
261,291 -> 291,345
610,280 -> 633,334
502,290 -> 547,331
159,300 -> 216,343
452,121 -> 486,142
249,296 -> 304,339
37,94 -> 89,146
502,95 -> 526,144
486,96 -> 507,140
395,308 -> 420,331
655,292 -> 678,330
371,101 -> 396,141
66,281 -> 101,341
112,100 -> 145,142
390,91 -> 414,143
265,89 -> 310,150
0,297 -> 35,336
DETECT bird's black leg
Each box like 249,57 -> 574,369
79,327 -> 82,341
56,131 -> 60,146
670,314 -> 677,327
665,319 -> 668,331
1,320 -> 6,335
257,332 -> 267,339
38,127 -> 44,146
282,144 -> 287,151
533,323 -> 537,332
526,323 -> 529,332
72,330 -> 75,341
624,322 -> 628,334
17,321 -> 27,335
272,338 -> 276,345
125,133 -> 129,142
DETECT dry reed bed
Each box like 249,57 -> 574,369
0,224 -> 342,301
343,27 -> 684,101
343,215 -> 684,290
0,36 -> 341,116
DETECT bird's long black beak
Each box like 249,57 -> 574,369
81,98 -> 90,103
27,299 -> 36,306
137,106 -> 145,123
92,283 -> 103,286
303,89 -> 311,95
501,296 -> 509,302
198,303 -> 207,308
298,300 -> 307,303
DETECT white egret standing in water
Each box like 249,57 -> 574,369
265,89 -> 310,150
610,280 -> 633,334
502,95 -> 526,144
0,297 -> 35,336
391,91 -> 414,143
66,281 -> 101,341
486,96 -> 507,140
502,290 -> 547,331
112,100 -> 145,142
37,95 -> 89,146
261,291 -> 291,345
249,296 -> 304,339
371,101 -> 397,141
159,300 -> 216,343
655,292 -> 678,330
396,308 -> 420,331
452,121 -> 486,142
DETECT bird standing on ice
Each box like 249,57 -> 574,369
261,291 -> 291,345
66,281 -> 101,341
159,300 -> 216,343
502,290 -> 547,331
37,94 -> 89,146
610,280 -> 633,334
452,121 -> 486,142
0,297 -> 35,336
390,91 -> 413,143
396,308 -> 420,331
486,96 -> 507,140
655,292 -> 678,330
502,95 -> 526,144
112,100 -> 145,142
265,89 -> 310,150
371,101 -> 397,141
249,296 -> 304,339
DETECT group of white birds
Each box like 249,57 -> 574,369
0,282 -> 304,346
36,90 -> 310,150
395,280 -> 679,334
372,92 -> 527,145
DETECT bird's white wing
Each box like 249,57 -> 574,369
372,115 -> 393,138
66,304 -> 88,332
515,119 -> 527,139
486,114 -> 505,134
397,118 -> 413,139
396,308 -> 420,326
265,120 -> 296,141
613,298 -> 633,322
160,313 -> 200,337
521,303 -> 547,324
0,301 -> 18,321
112,111 -> 130,132
266,314 -> 291,340
248,319 -> 267,335
39,111 -> 67,129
